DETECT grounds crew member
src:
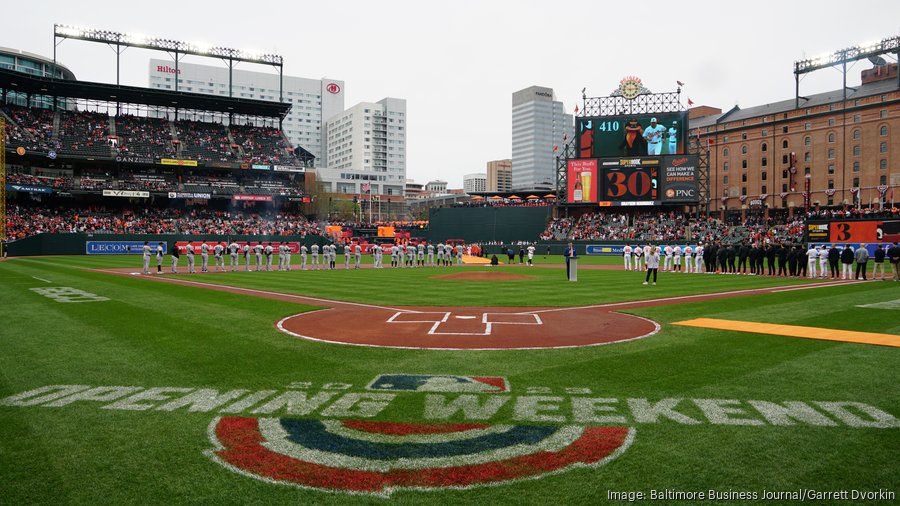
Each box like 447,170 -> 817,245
142,241 -> 152,275
170,243 -> 180,273
186,243 -> 196,273
200,242 -> 210,273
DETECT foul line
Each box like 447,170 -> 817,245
31,276 -> 52,283
673,318 -> 900,348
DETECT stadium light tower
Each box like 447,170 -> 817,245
52,24 -> 285,102
793,35 -> 899,108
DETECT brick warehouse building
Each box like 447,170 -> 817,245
690,63 -> 898,221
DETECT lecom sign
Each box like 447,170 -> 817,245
325,83 -> 341,94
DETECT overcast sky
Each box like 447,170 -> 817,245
6,0 -> 900,187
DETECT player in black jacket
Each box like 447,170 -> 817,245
828,244 -> 841,279
738,243 -> 750,274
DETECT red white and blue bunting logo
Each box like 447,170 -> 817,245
207,417 -> 635,496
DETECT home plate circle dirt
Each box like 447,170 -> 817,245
276,305 -> 659,350
431,272 -> 536,281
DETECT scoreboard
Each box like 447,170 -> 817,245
567,155 -> 699,206
577,112 -> 688,159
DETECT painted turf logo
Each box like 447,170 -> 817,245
207,417 -> 634,496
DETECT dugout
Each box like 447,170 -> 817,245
427,206 -> 550,243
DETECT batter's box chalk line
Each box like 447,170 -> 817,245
386,311 -> 542,336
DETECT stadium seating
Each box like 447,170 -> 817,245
58,110 -> 113,157
114,115 -> 176,160
175,120 -> 235,163
3,105 -> 55,153
230,124 -> 292,165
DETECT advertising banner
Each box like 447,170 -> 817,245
806,222 -> 829,242
168,192 -> 212,199
7,183 -> 53,194
828,221 -> 879,243
86,241 -> 167,255
232,195 -> 273,202
115,155 -> 155,165
102,190 -> 150,198
161,158 -> 199,167
251,164 -> 272,171
566,159 -> 598,204
598,158 -> 659,203
274,165 -> 306,173
660,155 -> 699,203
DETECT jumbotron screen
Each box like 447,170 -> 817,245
577,112 -> 688,159
567,155 -> 699,206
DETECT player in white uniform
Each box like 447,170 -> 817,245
694,243 -> 704,273
155,243 -> 164,273
228,242 -> 239,271
667,121 -> 678,154
643,117 -> 666,155
142,241 -> 152,274
673,245 -> 682,272
683,245 -> 693,273
623,244 -> 633,271
254,243 -> 264,271
214,243 -> 224,272
436,244 -> 445,267
186,244 -> 196,273
242,244 -> 251,271
417,243 -> 425,267
527,244 -> 535,266
300,244 -> 308,270
170,243 -> 179,273
355,244 -> 362,269
663,245 -> 673,272
200,242 -> 210,273
806,245 -> 819,279
427,243 -> 435,266
818,244 -> 829,279
310,244 -> 319,270
633,245 -> 643,271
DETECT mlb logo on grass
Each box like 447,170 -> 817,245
367,374 -> 509,393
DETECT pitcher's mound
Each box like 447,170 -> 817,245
432,272 -> 536,281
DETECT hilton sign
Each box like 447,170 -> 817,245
156,65 -> 181,75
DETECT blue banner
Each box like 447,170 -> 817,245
7,183 -> 53,194
86,241 -> 168,255
585,244 -> 626,255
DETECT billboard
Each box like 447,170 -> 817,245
7,184 -> 53,194
102,190 -> 150,198
566,159 -> 598,203
659,155 -> 699,202
161,158 -> 199,167
598,158 -> 659,204
86,241 -> 167,255
578,112 -> 688,159
827,220 -> 900,243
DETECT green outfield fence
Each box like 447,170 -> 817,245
427,206 -> 551,243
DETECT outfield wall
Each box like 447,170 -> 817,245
427,207 -> 550,243
5,234 -> 329,257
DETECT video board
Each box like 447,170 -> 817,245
566,155 -> 699,206
577,112 -> 688,159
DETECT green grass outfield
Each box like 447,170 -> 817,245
1,255 -> 898,505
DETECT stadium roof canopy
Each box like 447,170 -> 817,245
0,68 -> 291,119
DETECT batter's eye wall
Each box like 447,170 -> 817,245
427,207 -> 551,243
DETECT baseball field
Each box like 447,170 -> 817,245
1,255 -> 898,504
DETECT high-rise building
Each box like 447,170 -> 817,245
511,86 -> 573,190
486,159 -> 512,192
320,97 -> 407,196
148,59 -> 344,163
425,180 -> 448,194
463,173 -> 487,194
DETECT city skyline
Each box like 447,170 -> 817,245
4,0 -> 899,189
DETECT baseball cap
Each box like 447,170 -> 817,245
650,117 -> 657,122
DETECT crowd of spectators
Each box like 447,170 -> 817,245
806,207 -> 900,220
115,115 -> 176,160
7,172 -> 71,189
175,120 -> 235,163
454,198 -> 554,208
3,105 -> 55,152
230,124 -> 291,165
5,205 -> 324,239
58,110 -> 112,156
540,217 -> 574,241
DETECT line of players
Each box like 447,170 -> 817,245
141,240 -> 466,274
621,241 -> 892,280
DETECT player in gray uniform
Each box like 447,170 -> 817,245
415,243 -> 424,267
407,244 -> 416,267
300,244 -> 308,270
426,243 -> 435,267
285,244 -> 293,271
142,241 -> 152,274
242,244 -> 251,271
344,243 -> 352,269
436,243 -> 445,266
214,242 -> 225,272
390,245 -> 399,268
264,243 -> 274,271
170,243 -> 180,273
456,244 -> 464,265
373,244 -> 382,268
200,242 -> 210,273
310,244 -> 320,270
254,243 -> 264,271
355,243 -> 363,269
186,243 -> 196,273
155,243 -> 164,273
228,242 -> 239,271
